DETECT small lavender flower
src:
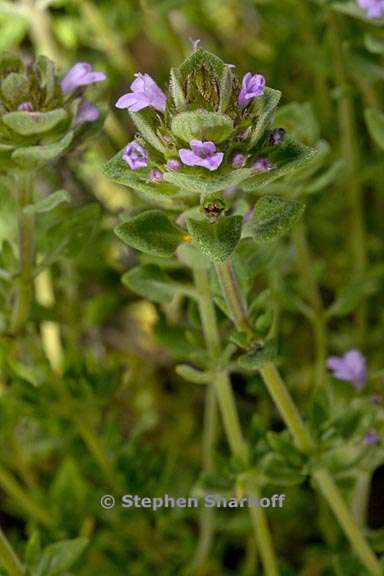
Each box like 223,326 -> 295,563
18,102 -> 33,112
76,101 -> 99,124
150,168 -> 163,182
179,140 -> 224,171
252,157 -> 273,172
371,394 -> 382,405
364,429 -> 380,446
326,349 -> 367,390
232,153 -> 247,168
191,38 -> 201,52
61,62 -> 106,95
270,128 -> 286,145
166,159 -> 182,172
116,73 -> 166,113
238,72 -> 266,108
123,141 -> 148,170
357,0 -> 384,19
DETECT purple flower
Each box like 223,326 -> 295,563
150,168 -> 163,182
61,62 -> 106,95
252,157 -> 273,172
364,430 -> 380,446
191,38 -> 201,52
166,159 -> 182,172
371,394 -> 382,405
179,140 -> 224,171
18,102 -> 33,112
357,0 -> 384,19
270,128 -> 286,145
115,73 -> 166,113
123,141 -> 148,170
76,101 -> 99,124
238,72 -> 266,108
326,349 -> 367,390
232,153 -> 247,168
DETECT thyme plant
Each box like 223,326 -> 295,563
105,47 -> 383,574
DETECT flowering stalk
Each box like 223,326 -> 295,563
193,267 -> 279,576
215,257 -> 381,575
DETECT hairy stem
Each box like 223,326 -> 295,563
0,527 -> 24,576
11,172 -> 34,335
215,257 -> 381,575
193,267 -> 279,576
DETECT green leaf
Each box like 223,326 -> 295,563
171,110 -> 233,144
219,65 -> 234,113
260,453 -> 307,486
12,131 -> 73,168
34,537 -> 88,576
24,190 -> 70,215
326,276 -> 377,318
177,243 -> 211,270
365,108 -> 384,150
122,264 -> 182,303
238,339 -> 278,370
187,215 -> 242,262
25,531 -> 42,573
1,72 -> 29,103
128,110 -> 165,153
243,139 -> 316,192
169,67 -> 187,111
115,210 -> 184,258
267,431 -> 304,468
274,102 -> 319,145
164,166 -> 253,194
248,87 -> 282,147
243,196 -> 304,242
178,48 -> 227,83
47,204 -> 101,259
3,109 -> 67,136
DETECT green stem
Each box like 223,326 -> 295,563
193,268 -> 279,576
313,469 -> 381,576
191,387 -> 217,571
292,222 -> 327,390
328,12 -> 367,339
0,465 -> 55,528
11,172 -> 34,335
216,257 -> 381,575
0,528 -> 24,576
215,259 -> 251,334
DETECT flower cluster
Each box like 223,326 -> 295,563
357,0 -> 384,18
113,46 -> 287,186
0,54 -> 106,170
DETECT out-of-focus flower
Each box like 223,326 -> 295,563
253,157 -> 273,172
123,141 -> 148,170
150,168 -> 163,182
357,0 -> 384,19
326,349 -> 367,390
270,128 -> 286,145
232,153 -> 247,168
364,430 -> 380,446
115,73 -> 166,113
179,140 -> 224,171
238,73 -> 266,108
61,62 -> 106,95
76,101 -> 99,124
166,159 -> 182,172
17,102 -> 33,112
371,394 -> 382,405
